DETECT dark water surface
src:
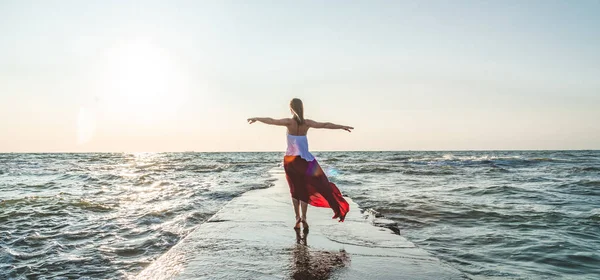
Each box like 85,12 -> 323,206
1,151 -> 599,279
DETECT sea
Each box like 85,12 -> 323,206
1,151 -> 599,279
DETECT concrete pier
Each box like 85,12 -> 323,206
136,170 -> 465,279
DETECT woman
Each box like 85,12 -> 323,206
247,98 -> 353,229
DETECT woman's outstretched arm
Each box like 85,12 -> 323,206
306,119 -> 354,132
247,117 -> 291,126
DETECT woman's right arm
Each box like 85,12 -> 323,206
306,119 -> 354,132
247,117 -> 291,126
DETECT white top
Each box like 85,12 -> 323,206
285,134 -> 315,161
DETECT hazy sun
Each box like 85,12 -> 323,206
98,39 -> 188,124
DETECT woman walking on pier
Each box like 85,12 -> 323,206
247,98 -> 352,228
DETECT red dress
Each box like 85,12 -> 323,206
283,146 -> 350,222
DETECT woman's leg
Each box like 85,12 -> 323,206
292,198 -> 301,228
300,201 -> 308,228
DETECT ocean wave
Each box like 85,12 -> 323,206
363,208 -> 401,234
56,173 -> 97,181
402,169 -> 456,176
97,174 -> 122,181
353,166 -> 397,174
135,162 -> 160,169
175,164 -> 228,173
580,180 -> 600,187
138,214 -> 165,225
15,182 -> 57,189
169,157 -> 194,163
72,200 -> 115,212
400,155 -> 569,168
228,164 -> 265,172
0,196 -> 116,214
555,181 -> 600,196
465,185 -> 536,196
436,154 -> 518,162
586,208 -> 600,221
439,208 -> 573,226
57,229 -> 98,241
574,166 -> 600,172
4,246 -> 52,261
1,197 -> 40,207
485,166 -> 510,173
85,156 -> 114,163
205,190 -> 240,200
330,178 -> 363,185
241,181 -> 276,191
386,156 -> 412,161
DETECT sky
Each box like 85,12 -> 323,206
1,0 -> 599,152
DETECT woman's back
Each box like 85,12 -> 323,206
287,121 -> 309,136
286,122 -> 314,161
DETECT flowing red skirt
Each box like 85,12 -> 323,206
283,156 -> 350,222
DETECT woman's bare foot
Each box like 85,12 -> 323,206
301,216 -> 309,229
294,216 -> 302,229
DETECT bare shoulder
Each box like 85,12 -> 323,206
281,118 -> 294,124
276,117 -> 294,127
304,119 -> 321,127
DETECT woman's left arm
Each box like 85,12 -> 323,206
247,117 -> 291,126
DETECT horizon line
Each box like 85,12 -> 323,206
1,149 -> 599,154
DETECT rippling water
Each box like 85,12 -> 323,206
1,151 -> 599,279
317,150 -> 600,280
0,152 -> 279,279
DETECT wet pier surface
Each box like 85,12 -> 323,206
136,170 -> 465,279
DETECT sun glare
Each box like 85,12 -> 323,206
98,39 -> 188,124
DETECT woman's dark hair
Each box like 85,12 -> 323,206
290,98 -> 304,124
